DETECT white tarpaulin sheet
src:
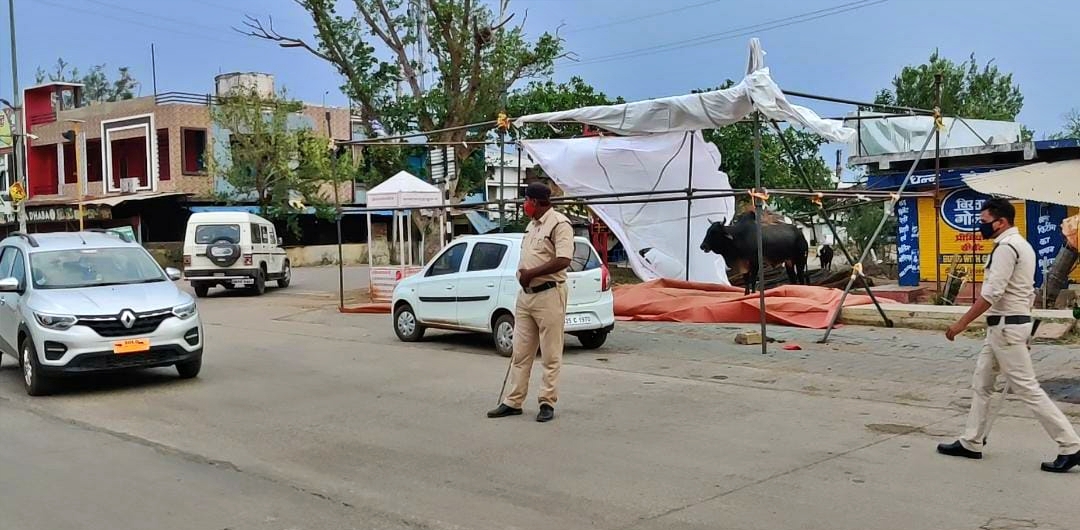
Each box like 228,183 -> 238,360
515,40 -> 854,144
522,131 -> 736,285
847,112 -> 1021,157
963,160 -> 1080,208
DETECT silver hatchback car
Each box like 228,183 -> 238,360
0,231 -> 204,396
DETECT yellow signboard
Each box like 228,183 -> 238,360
8,181 -> 26,203
917,193 -> 1027,283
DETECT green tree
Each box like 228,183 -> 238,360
211,87 -> 354,230
696,81 -> 834,218
241,0 -> 565,198
873,50 -> 1031,139
35,58 -> 139,103
1048,109 -> 1080,140
505,76 -> 624,139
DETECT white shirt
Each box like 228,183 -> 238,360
980,227 -> 1036,316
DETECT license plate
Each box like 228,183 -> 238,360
214,272 -> 225,277
232,279 -> 254,286
565,315 -> 595,326
113,338 -> 150,355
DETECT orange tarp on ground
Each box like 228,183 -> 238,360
614,279 -> 893,329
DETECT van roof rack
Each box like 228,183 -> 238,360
10,232 -> 39,248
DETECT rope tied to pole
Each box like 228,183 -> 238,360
850,261 -> 864,280
749,188 -> 770,204
811,191 -> 824,207
497,112 -> 511,131
933,107 -> 945,131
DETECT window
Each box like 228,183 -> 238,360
268,226 -> 278,245
63,143 -> 77,184
260,225 -> 270,246
568,242 -> 601,273
9,249 -> 25,286
427,243 -> 467,277
250,223 -> 263,244
182,128 -> 207,175
0,247 -> 15,278
467,242 -> 508,272
194,224 -> 240,245
157,129 -> 171,181
87,139 -> 103,182
29,248 -> 166,290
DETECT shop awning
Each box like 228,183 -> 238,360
963,160 -> 1080,207
81,191 -> 189,206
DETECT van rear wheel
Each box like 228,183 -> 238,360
277,261 -> 291,288
193,283 -> 210,298
251,269 -> 266,295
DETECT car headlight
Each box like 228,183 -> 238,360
34,312 -> 78,331
172,301 -> 198,320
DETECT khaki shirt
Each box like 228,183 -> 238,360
980,227 -> 1036,316
519,208 -> 574,287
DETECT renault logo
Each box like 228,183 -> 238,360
119,310 -> 137,329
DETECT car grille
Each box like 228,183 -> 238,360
66,346 -> 187,371
75,309 -> 173,338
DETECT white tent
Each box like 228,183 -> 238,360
366,170 -> 442,208
365,171 -> 443,301
963,160 -> 1080,208
517,39 -> 856,285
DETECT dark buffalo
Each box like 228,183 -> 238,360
700,211 -> 810,294
819,244 -> 834,272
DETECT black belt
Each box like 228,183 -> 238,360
986,315 -> 1031,326
523,281 -> 562,294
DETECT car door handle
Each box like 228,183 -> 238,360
445,286 -> 454,290
486,283 -> 495,288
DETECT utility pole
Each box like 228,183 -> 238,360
8,0 -> 26,233
62,120 -> 84,230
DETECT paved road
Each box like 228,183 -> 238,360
1,267 -> 1077,530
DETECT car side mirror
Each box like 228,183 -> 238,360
165,267 -> 183,281
277,237 -> 284,246
0,277 -> 21,293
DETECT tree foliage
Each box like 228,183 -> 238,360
1048,109 -> 1080,140
35,58 -> 139,103
696,82 -> 834,219
241,0 -> 566,198
873,50 -> 1031,138
211,87 -> 355,229
505,76 -> 624,139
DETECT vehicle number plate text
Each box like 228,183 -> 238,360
232,279 -> 254,286
565,315 -> 595,326
113,338 -> 150,355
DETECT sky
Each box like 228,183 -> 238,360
3,0 -> 1078,171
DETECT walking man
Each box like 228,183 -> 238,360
488,182 -> 574,423
938,198 -> 1080,472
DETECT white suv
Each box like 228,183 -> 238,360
0,231 -> 203,396
391,233 -> 615,356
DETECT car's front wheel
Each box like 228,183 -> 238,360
576,330 -> 609,350
493,313 -> 515,357
176,357 -> 202,379
21,339 -> 54,396
394,304 -> 425,342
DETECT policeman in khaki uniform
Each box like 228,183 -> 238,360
938,198 -> 1080,473
488,183 -> 574,423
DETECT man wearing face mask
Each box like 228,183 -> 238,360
938,198 -> 1080,473
487,182 -> 574,423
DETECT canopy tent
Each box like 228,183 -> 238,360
364,171 -> 442,302
517,39 -> 856,286
963,160 -> 1080,208
514,40 -> 854,144
366,170 -> 442,208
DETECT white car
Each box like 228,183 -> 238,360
181,212 -> 291,297
391,233 -> 615,356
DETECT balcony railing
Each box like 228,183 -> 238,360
155,92 -> 218,106
28,111 -> 56,126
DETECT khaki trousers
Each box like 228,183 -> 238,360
960,322 -> 1080,454
503,283 -> 568,409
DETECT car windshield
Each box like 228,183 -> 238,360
194,224 -> 240,244
30,247 -> 166,290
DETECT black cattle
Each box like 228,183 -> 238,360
699,211 -> 810,294
819,244 -> 834,272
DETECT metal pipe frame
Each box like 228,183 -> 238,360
820,126 -> 939,343
685,131 -> 694,281
769,121 -> 893,327
752,111 -> 767,356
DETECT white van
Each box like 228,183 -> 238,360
182,212 -> 291,297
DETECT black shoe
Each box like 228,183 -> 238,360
1040,452 -> 1080,473
937,440 -> 983,460
536,404 -> 555,423
487,404 -> 522,419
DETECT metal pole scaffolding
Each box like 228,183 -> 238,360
752,112 -> 767,355
933,73 -> 944,298
821,127 -> 938,343
498,129 -> 506,232
685,131 -> 694,281
770,122 -> 893,327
